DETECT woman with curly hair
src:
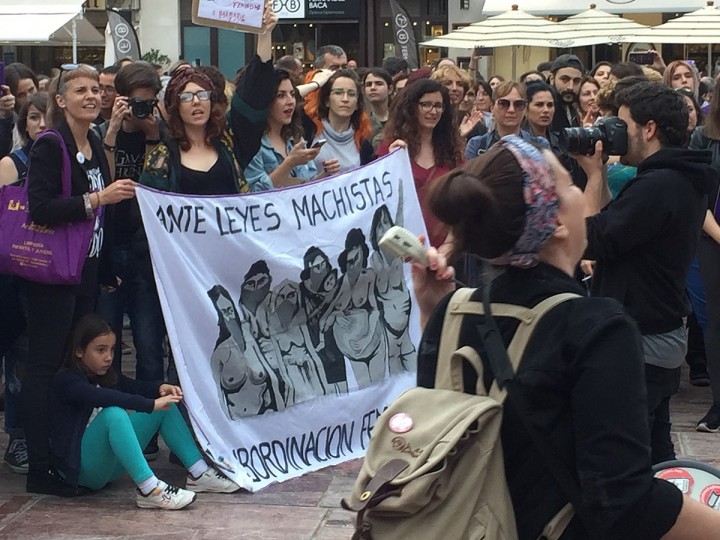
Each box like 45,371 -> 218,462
307,69 -> 374,174
244,70 -> 337,191
139,4 -> 277,194
376,78 -> 464,247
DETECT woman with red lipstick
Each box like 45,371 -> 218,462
23,64 -> 137,496
244,70 -> 338,191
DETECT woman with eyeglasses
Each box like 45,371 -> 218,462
140,5 -> 278,194
22,64 -> 136,497
308,69 -> 373,175
465,81 -> 535,160
376,79 -> 464,248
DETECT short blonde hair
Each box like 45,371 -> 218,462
431,65 -> 472,92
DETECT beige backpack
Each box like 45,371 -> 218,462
342,288 -> 580,540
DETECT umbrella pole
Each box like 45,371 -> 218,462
709,43 -> 712,77
72,18 -> 78,64
592,45 -> 596,67
512,46 -> 517,80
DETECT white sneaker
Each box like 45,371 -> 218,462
135,481 -> 197,510
186,468 -> 241,493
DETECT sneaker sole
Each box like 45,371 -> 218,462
696,423 -> 720,433
4,461 -> 29,475
185,483 -> 241,494
136,492 -> 197,510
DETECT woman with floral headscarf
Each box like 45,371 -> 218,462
407,135 -> 720,539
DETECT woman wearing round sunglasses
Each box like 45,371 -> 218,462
23,64 -> 136,496
465,81 -> 536,160
140,5 -> 278,194
376,79 -> 464,248
308,69 -> 373,175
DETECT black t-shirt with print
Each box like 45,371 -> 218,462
113,129 -> 147,247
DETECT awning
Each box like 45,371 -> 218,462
480,0 -> 710,16
0,0 -> 102,45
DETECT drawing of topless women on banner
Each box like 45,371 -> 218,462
137,149 -> 427,490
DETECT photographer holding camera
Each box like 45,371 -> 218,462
93,62 -> 168,430
576,82 -> 715,464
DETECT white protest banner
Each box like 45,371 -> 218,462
192,0 -> 264,33
136,149 -> 427,491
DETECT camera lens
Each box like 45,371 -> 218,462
560,127 -> 602,155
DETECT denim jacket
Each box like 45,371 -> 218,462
244,134 -> 318,192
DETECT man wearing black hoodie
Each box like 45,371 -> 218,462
580,82 -> 714,464
548,54 -> 588,189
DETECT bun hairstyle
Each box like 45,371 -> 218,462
429,145 -> 526,259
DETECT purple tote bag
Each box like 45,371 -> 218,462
0,130 -> 96,285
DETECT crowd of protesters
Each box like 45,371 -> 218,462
1,3 -> 720,532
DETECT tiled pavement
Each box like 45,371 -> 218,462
1,359 -> 719,539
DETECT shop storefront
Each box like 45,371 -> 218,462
271,0 -> 362,68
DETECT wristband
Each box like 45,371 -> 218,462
145,138 -> 161,145
102,141 -> 116,152
82,192 -> 93,219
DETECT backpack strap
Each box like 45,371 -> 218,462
435,288 -> 486,393
489,293 -> 580,402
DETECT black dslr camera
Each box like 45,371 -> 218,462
128,97 -> 157,119
560,116 -> 628,156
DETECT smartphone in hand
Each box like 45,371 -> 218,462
311,138 -> 327,149
628,51 -> 654,65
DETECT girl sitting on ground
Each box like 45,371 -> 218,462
49,314 -> 240,508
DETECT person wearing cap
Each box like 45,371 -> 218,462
548,54 -> 585,134
548,54 -> 589,189
412,134 -> 720,539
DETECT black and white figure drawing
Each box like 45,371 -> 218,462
299,247 -> 349,395
322,228 -> 387,389
266,279 -> 329,406
369,201 -> 416,374
206,200 -> 417,416
207,284 -> 282,419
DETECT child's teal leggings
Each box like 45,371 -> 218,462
78,404 -> 203,489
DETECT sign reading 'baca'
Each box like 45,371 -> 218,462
136,149 -> 426,490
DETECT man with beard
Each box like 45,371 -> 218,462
579,82 -> 714,464
549,54 -> 584,132
549,54 -> 589,189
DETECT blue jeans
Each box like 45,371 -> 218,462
686,256 -> 708,336
95,246 -> 166,382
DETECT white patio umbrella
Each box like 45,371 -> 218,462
628,1 -> 720,72
420,5 -> 563,78
555,4 -> 651,65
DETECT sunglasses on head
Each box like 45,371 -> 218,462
496,98 -> 526,111
55,63 -> 98,91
